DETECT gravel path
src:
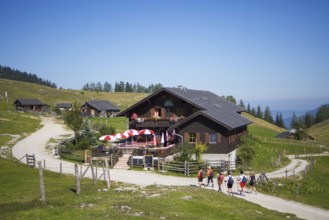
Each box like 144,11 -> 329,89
11,117 -> 329,220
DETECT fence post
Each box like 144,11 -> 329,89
184,161 -> 187,176
75,163 -> 80,194
37,161 -> 46,205
90,160 -> 96,185
43,159 -> 46,170
285,169 -> 288,180
295,184 -> 300,198
105,158 -> 110,189
60,162 -> 62,174
187,161 -> 190,176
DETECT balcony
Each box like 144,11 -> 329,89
129,116 -> 183,128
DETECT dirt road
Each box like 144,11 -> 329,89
11,117 -> 329,220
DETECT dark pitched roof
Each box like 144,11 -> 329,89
275,131 -> 292,138
118,87 -> 252,129
165,87 -> 252,129
14,98 -> 44,105
55,103 -> 72,109
85,100 -> 120,111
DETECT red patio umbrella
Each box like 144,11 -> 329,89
123,129 -> 139,137
139,129 -> 155,135
123,129 -> 139,145
99,135 -> 117,142
114,133 -> 128,139
139,129 -> 155,145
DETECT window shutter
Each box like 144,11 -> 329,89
196,133 -> 200,143
184,133 -> 189,143
205,132 -> 210,143
217,133 -> 221,144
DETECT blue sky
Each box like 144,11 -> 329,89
1,0 -> 328,111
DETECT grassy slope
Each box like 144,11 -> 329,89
306,119 -> 329,146
0,158 -> 301,220
0,79 -> 148,111
242,112 -> 286,138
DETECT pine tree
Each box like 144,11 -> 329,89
290,112 -> 298,129
264,106 -> 273,123
226,95 -> 237,104
239,99 -> 246,109
256,105 -> 263,119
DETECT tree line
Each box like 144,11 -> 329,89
225,96 -> 286,129
228,96 -> 329,130
290,104 -> 329,129
0,65 -> 57,88
82,81 -> 163,93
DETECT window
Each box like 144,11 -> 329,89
189,133 -> 196,142
209,132 -> 217,143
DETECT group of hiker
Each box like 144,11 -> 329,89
197,166 -> 257,196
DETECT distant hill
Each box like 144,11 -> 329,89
280,110 -> 309,129
0,65 -> 57,88
274,104 -> 329,129
0,79 -> 148,111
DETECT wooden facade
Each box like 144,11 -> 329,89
81,100 -> 120,117
117,87 -> 252,155
13,99 -> 49,112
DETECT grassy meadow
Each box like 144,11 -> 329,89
257,156 -> 329,210
0,158 -> 301,220
0,79 -> 148,111
1,79 -> 329,218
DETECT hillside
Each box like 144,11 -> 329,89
242,112 -> 287,139
306,119 -> 329,146
0,79 -> 148,111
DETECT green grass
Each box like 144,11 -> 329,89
0,158 -> 301,220
307,119 -> 329,146
257,156 -> 329,210
0,79 -> 148,111
0,111 -> 42,147
89,117 -> 128,134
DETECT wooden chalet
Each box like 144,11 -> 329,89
54,103 -> 72,111
117,87 -> 252,162
276,129 -> 314,142
81,100 -> 120,117
13,98 -> 49,112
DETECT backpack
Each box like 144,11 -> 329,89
242,175 -> 247,183
198,171 -> 203,179
210,170 -> 214,178
228,176 -> 234,185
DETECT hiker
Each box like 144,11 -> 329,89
217,170 -> 224,192
239,170 -> 248,196
197,167 -> 204,187
225,171 -> 234,196
249,173 -> 257,193
206,166 -> 214,187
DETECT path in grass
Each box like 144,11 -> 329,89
12,116 -> 329,220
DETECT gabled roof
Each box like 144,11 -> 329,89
84,100 -> 120,111
118,87 -> 252,129
165,87 -> 252,130
55,103 -> 72,109
275,131 -> 292,138
14,98 -> 44,105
